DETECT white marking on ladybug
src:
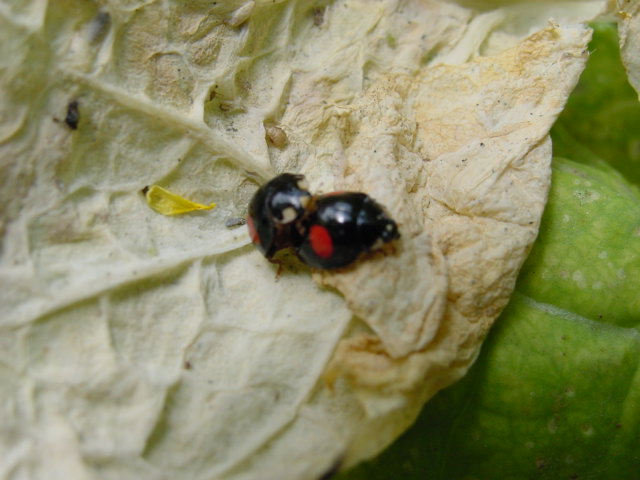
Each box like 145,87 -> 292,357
280,207 -> 297,224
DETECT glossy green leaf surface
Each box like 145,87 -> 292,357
552,23 -> 640,183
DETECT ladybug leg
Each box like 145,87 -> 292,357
367,239 -> 396,259
268,257 -> 285,280
386,242 -> 397,255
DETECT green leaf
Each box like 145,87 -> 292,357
552,23 -> 640,184
517,159 -> 640,328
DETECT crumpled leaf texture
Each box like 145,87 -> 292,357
0,1 -> 593,479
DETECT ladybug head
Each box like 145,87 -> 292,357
266,173 -> 311,225
379,218 -> 400,242
247,173 -> 312,258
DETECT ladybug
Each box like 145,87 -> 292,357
247,173 -> 400,270
247,173 -> 311,258
296,192 -> 400,269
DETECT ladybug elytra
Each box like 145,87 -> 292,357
297,192 -> 399,269
247,174 -> 400,270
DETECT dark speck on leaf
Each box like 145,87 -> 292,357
208,85 -> 218,102
88,11 -> 111,44
312,7 -> 325,26
225,217 -> 246,228
65,100 -> 80,130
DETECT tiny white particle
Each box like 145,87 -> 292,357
598,251 -> 608,259
563,214 -> 571,223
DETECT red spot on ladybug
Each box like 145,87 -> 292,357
309,224 -> 333,259
247,215 -> 260,245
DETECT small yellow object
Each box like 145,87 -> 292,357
143,185 -> 216,215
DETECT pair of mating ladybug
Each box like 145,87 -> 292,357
247,173 -> 400,270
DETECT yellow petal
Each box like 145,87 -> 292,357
143,185 -> 216,215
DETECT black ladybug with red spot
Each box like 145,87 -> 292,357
247,173 -> 400,270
